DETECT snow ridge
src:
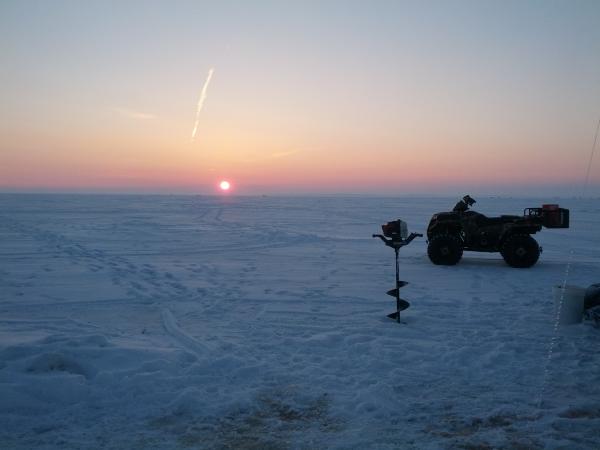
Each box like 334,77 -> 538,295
161,308 -> 210,356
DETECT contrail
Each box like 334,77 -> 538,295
191,67 -> 214,142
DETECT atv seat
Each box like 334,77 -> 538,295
473,214 -> 507,227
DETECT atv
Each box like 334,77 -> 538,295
426,195 -> 569,268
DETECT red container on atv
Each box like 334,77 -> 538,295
524,205 -> 570,228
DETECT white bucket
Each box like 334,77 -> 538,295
553,285 -> 586,325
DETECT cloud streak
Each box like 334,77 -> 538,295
114,107 -> 156,120
271,150 -> 299,159
191,67 -> 214,142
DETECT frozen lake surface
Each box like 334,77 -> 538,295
1,194 -> 599,449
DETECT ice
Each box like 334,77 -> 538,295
0,194 -> 599,449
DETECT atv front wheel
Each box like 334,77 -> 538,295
501,234 -> 540,268
427,233 -> 463,265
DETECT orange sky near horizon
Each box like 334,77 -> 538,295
1,1 -> 599,196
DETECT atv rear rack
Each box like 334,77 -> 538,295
524,205 -> 570,229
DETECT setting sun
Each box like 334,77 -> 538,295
219,180 -> 231,191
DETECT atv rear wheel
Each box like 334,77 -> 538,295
501,234 -> 540,268
427,233 -> 463,265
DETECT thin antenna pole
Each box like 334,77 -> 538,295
583,117 -> 600,196
395,248 -> 400,323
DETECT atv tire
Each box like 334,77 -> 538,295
501,234 -> 540,268
427,233 -> 463,265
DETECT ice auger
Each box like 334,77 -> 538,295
373,219 -> 422,323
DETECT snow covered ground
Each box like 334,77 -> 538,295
0,194 -> 598,450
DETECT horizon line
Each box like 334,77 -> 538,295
1,191 -> 598,200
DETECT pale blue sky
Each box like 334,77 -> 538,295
1,1 -> 599,195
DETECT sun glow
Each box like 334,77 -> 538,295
219,180 -> 231,191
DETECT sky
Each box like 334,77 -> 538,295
1,0 -> 599,196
